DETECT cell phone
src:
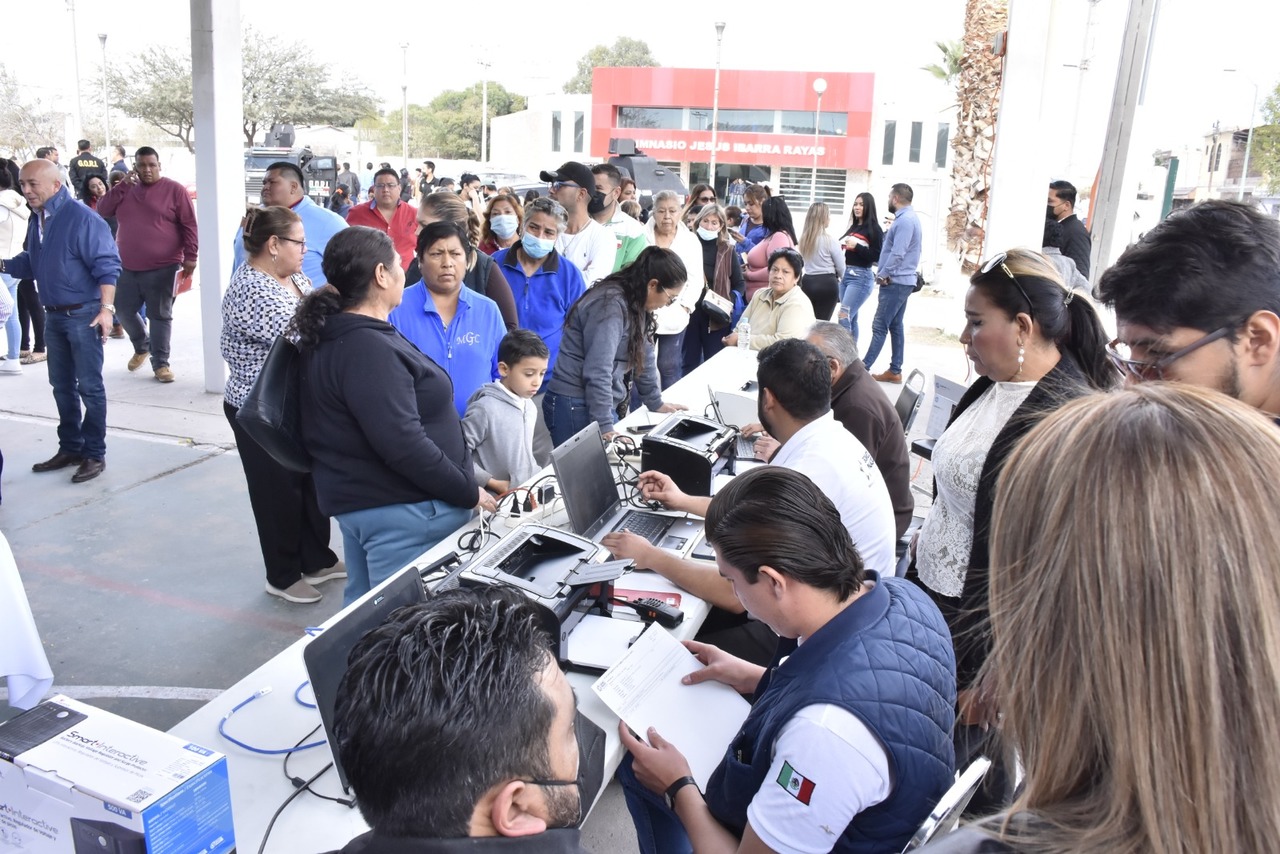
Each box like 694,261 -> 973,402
627,424 -> 655,434
741,380 -> 758,392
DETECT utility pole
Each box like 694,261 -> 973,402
479,61 -> 492,164
99,34 -> 110,152
67,0 -> 84,139
709,22 -> 726,193
810,78 -> 827,206
400,43 -> 410,171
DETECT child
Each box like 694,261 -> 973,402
461,329 -> 549,494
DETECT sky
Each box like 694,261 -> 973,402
6,0 -> 1277,168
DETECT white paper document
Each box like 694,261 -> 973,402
592,624 -> 751,787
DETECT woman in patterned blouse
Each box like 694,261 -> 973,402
220,206 -> 344,605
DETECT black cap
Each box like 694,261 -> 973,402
539,161 -> 594,191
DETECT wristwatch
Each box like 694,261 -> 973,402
664,776 -> 699,810
101,303 -> 116,313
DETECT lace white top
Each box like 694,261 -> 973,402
917,380 -> 1035,597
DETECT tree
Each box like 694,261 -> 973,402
384,83 -> 527,160
0,64 -> 66,160
944,0 -> 1009,273
240,28 -> 378,147
1250,81 -> 1280,194
564,38 -> 659,94
106,30 -> 378,152
107,47 -> 196,151
921,40 -> 964,87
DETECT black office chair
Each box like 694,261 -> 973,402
900,756 -> 994,852
894,369 -> 927,434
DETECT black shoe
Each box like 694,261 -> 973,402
33,452 -> 84,472
71,459 -> 106,483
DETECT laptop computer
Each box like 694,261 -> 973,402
302,566 -> 428,792
707,386 -> 763,459
550,421 -> 703,555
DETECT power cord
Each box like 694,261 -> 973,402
257,761 -> 334,854
281,723 -> 357,808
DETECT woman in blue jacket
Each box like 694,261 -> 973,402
389,222 -> 505,416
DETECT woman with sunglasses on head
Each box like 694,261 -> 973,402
542,246 -> 689,445
910,248 -> 1115,810
722,248 -> 816,351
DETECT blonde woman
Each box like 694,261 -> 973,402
797,202 -> 845,321
923,383 -> 1280,852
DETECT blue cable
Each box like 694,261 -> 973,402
294,681 -> 316,709
217,688 -> 326,755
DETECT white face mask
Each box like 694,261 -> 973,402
697,227 -> 719,242
491,214 -> 519,239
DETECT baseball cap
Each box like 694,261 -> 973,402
539,161 -> 594,191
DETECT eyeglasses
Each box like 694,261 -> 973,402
374,183 -> 400,190
979,252 -> 1035,321
278,237 -> 306,249
697,195 -> 716,204
657,284 -> 681,306
1105,325 -> 1236,381
551,182 -> 582,193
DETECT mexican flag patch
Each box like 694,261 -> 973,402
776,761 -> 815,804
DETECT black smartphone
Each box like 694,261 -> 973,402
741,380 -> 758,392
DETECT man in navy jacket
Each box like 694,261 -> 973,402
2,160 -> 120,483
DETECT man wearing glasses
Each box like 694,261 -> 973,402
233,162 -> 347,287
540,161 -> 616,285
345,167 -> 418,270
1097,200 -> 1280,419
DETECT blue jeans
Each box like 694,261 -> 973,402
617,755 -> 695,854
335,498 -> 473,605
862,282 -> 914,374
838,266 -> 875,343
543,391 -> 594,447
655,331 -> 685,390
2,274 -> 19,360
44,303 -> 108,460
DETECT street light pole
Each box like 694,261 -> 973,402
1224,69 -> 1260,203
98,34 -> 110,152
479,61 -> 492,164
709,22 -> 725,197
400,43 -> 410,171
810,77 -> 827,206
67,0 -> 84,140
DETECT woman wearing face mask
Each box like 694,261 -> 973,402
479,193 -> 524,256
645,191 -> 705,389
410,193 -> 518,330
492,197 -> 587,386
543,247 -> 689,444
684,203 -> 745,373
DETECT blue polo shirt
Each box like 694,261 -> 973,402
492,247 -> 587,382
389,281 -> 505,416
232,196 -> 348,287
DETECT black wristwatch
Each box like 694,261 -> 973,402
664,776 -> 699,810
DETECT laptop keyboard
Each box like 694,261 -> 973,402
736,436 -> 757,458
615,511 -> 670,545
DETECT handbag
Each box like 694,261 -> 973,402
699,287 -> 734,325
235,335 -> 311,473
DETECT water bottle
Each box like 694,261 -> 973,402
737,320 -> 751,351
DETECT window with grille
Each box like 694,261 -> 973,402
778,167 -> 846,211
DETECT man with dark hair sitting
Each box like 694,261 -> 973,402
327,587 -> 598,853
617,466 -> 956,854
1097,199 -> 1280,419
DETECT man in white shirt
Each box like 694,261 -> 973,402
540,161 -> 616,284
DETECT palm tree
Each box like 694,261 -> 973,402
944,0 -> 1009,273
921,40 -> 964,87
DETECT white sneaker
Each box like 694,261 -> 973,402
265,579 -> 322,604
0,359 -> 22,375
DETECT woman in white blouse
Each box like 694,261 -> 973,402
913,248 -> 1115,808
220,206 -> 343,605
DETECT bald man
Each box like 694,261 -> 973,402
1,160 -> 121,482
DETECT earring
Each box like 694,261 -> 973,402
1014,344 -> 1025,381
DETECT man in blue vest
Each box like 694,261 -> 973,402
618,466 -> 956,854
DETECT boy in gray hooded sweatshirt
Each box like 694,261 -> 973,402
462,330 -> 550,494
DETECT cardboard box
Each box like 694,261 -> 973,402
0,696 -> 234,853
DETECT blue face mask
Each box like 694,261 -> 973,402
491,214 -> 519,239
522,232 -> 556,259
696,227 -> 719,242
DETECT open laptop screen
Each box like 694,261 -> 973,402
302,566 -> 427,792
550,421 -> 620,537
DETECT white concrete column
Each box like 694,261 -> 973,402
190,0 -> 242,394
983,0 -> 1057,260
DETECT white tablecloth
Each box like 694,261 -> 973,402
0,531 -> 54,709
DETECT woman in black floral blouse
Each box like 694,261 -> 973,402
220,206 -> 343,605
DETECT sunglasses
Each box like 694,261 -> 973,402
551,182 -> 582,193
979,252 -> 1035,321
1105,325 -> 1236,381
